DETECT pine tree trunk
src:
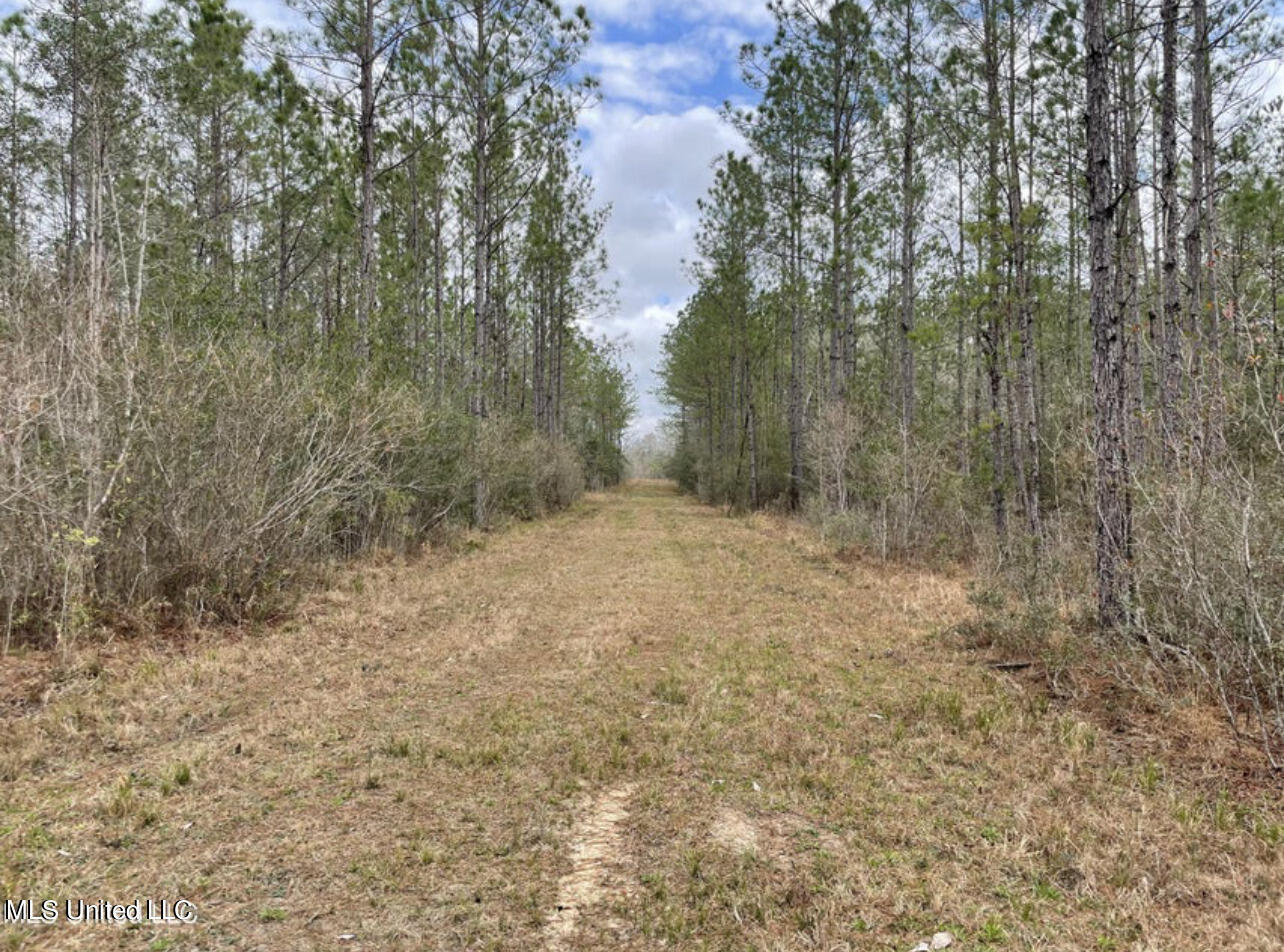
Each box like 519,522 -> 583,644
897,8 -> 916,434
1159,0 -> 1182,461
829,160 -> 843,402
788,134 -> 803,509
470,0 -> 490,526
1185,0 -> 1210,458
1086,0 -> 1131,630
981,0 -> 1008,556
1006,14 -> 1040,545
955,148 -> 967,474
433,176 -> 445,405
1119,3 -> 1145,464
356,0 -> 376,360
65,0 -> 82,295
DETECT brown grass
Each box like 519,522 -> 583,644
1,480 -> 1280,950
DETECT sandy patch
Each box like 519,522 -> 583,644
545,783 -> 639,949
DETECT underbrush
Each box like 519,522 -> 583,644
958,506 -> 1284,775
804,400 -> 978,564
0,325 -> 585,650
949,578 -> 1248,772
1133,451 -> 1284,766
796,391 -> 1284,766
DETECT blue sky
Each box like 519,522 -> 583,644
576,0 -> 773,437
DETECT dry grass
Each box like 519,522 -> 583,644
1,480 -> 1280,950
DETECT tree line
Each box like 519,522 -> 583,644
660,0 -> 1284,758
0,0 -> 633,646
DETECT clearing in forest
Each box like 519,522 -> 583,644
1,481 -> 1281,950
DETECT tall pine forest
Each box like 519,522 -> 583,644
659,0 -> 1284,753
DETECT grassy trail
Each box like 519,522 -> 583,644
2,481 -> 1280,950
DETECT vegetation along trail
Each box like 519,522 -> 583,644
2,480 -> 1281,950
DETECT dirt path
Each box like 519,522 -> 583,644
1,481 -> 1280,950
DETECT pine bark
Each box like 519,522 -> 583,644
1159,0 -> 1182,460
469,0 -> 491,525
787,126 -> 804,509
1086,0 -> 1132,630
981,0 -> 1008,555
356,0 -> 376,359
897,8 -> 916,434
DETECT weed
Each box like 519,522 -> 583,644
920,688 -> 966,730
160,762 -> 193,796
968,584 -> 1007,613
1056,718 -> 1097,754
1251,815 -> 1283,847
102,775 -> 138,820
977,915 -> 1009,943
973,696 -> 1012,739
382,737 -> 413,758
651,673 -> 689,706
1031,877 -> 1064,902
1138,759 -> 1163,793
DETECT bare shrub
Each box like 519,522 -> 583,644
807,399 -> 861,514
0,284 -> 138,649
329,390 -> 474,554
468,417 -> 584,522
1135,456 -> 1284,763
804,400 -> 975,562
536,438 -> 587,510
101,339 -> 394,621
1,320 -> 587,647
0,332 -> 69,648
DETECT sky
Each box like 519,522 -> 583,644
574,1 -> 772,439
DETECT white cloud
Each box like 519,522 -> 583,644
583,40 -> 717,108
583,22 -> 756,109
234,0 -> 303,34
580,102 -> 746,436
586,0 -> 774,30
